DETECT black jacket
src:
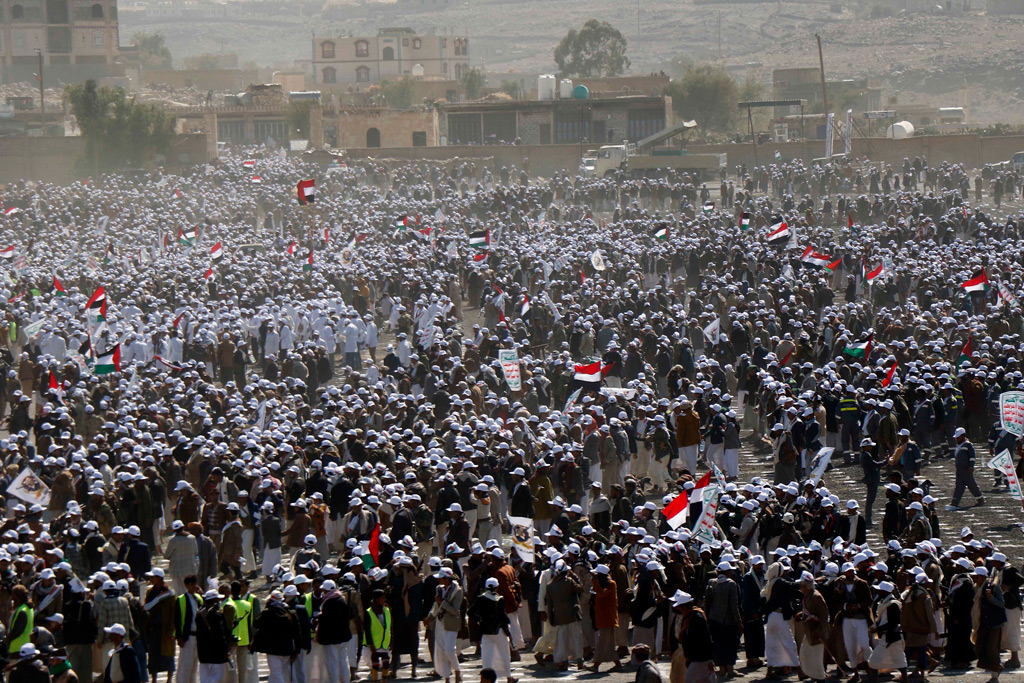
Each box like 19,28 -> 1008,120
63,595 -> 98,645
509,482 -> 534,518
250,600 -> 300,657
103,646 -> 141,683
195,604 -> 234,664
9,659 -> 51,683
316,590 -> 352,645
468,592 -> 511,637
680,608 -> 714,663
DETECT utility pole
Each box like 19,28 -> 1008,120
636,0 -> 641,72
718,12 -> 722,60
35,49 -> 44,114
815,34 -> 828,122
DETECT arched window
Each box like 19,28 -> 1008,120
321,41 -> 334,59
355,66 -> 370,83
355,40 -> 369,58
455,63 -> 463,79
366,127 -> 381,148
413,38 -> 421,49
90,3 -> 103,18
382,46 -> 394,61
462,38 -> 468,55
453,38 -> 461,56
11,5 -> 23,20
321,66 -> 336,84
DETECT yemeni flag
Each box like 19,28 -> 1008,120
286,241 -> 297,257
4,207 -> 21,217
843,334 -> 873,360
958,337 -> 973,365
179,226 -> 197,246
250,175 -> 263,184
653,223 -> 669,240
663,490 -> 691,530
203,267 -> 215,281
469,229 -> 490,249
85,286 -> 107,321
94,345 -> 120,375
961,269 -> 990,293
520,294 -> 532,320
303,249 -> 313,272
242,159 -> 256,169
574,360 -> 603,387
690,471 -> 713,510
210,242 -> 224,260
881,359 -> 898,387
296,179 -> 316,205
766,220 -> 790,243
471,252 -> 487,262
361,523 -> 381,569
154,356 -> 183,372
740,212 -> 752,230
864,261 -> 884,282
799,245 -> 832,268
0,246 -> 12,260
53,276 -> 66,297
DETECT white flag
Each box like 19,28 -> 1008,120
591,249 -> 606,271
702,317 -> 721,346
988,449 -> 1022,500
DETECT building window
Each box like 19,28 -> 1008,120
462,38 -> 469,55
382,46 -> 394,61
366,127 -> 380,148
413,38 -> 421,49
453,38 -> 461,56
92,30 -> 104,47
412,131 -> 426,147
321,41 -> 334,59
13,32 -> 24,47
321,66 -> 336,83
11,4 -> 23,20
402,38 -> 409,46
356,66 -> 370,82
442,61 -> 448,75
455,63 -> 463,79
355,40 -> 369,58
91,3 -> 102,18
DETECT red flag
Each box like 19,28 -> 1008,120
881,360 -> 898,387
781,347 -> 793,365
663,490 -> 690,529
367,523 -> 381,564
848,214 -> 854,229
826,258 -> 842,271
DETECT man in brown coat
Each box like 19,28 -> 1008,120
900,574 -> 937,680
545,562 -> 584,670
219,505 -> 243,580
798,572 -> 830,682
674,400 -> 701,475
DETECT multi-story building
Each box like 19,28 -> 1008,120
311,27 -> 469,88
0,0 -> 122,83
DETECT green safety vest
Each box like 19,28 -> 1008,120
177,593 -> 204,635
225,598 -> 252,647
9,604 -> 33,654
363,607 -> 391,650
304,593 -> 315,637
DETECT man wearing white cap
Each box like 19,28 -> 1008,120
867,581 -> 907,677
428,567 -> 463,683
990,553 -> 1022,668
949,427 -> 985,511
103,624 -> 141,683
797,571 -> 828,682
196,590 -> 233,683
468,577 -> 515,683
163,520 -> 198,595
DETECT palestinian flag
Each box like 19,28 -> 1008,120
250,175 -> 263,184
361,523 -> 381,569
154,356 -> 182,372
843,334 -> 873,360
303,249 -> 313,272
394,215 -> 410,230
702,201 -> 715,214
471,252 -> 487,262
864,262 -> 884,282
203,267 -> 215,281
53,276 -> 65,296
179,226 -> 196,246
848,214 -> 854,230
881,359 -> 898,387
85,286 -> 107,321
94,345 -> 120,375
574,360 -> 603,387
958,337 -> 973,366
210,242 -> 224,260
296,179 -> 316,205
653,223 -> 669,240
469,229 -> 490,249
347,231 -> 367,251
961,269 -> 990,293
48,372 -> 62,401
4,207 -> 21,216
799,245 -> 832,268
242,159 -> 256,168
0,246 -> 13,260
826,258 -> 842,271
286,241 -> 296,257
766,220 -> 790,243
740,212 -> 752,230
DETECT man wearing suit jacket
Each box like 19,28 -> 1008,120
508,468 -> 534,518
841,500 -> 867,545
429,567 -> 464,683
103,623 -> 141,683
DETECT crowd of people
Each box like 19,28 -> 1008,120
0,148 -> 1018,683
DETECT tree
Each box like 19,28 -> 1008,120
499,79 -> 521,100
554,19 -> 630,79
461,68 -> 484,100
664,63 -> 738,134
133,31 -> 172,69
67,80 -> 176,173
378,77 -> 416,108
